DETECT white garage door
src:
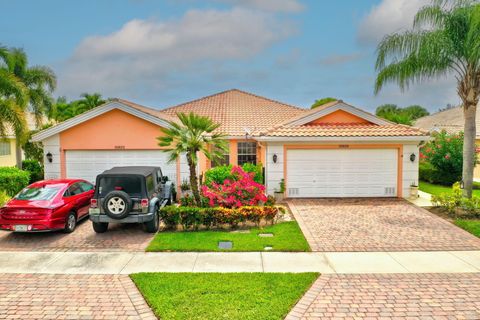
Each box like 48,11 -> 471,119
66,150 -> 177,183
286,148 -> 398,198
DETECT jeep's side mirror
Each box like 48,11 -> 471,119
161,176 -> 169,183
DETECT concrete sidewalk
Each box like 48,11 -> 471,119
1,250 -> 480,274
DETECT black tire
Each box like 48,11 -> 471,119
143,206 -> 159,233
167,191 -> 175,205
92,222 -> 109,233
103,191 -> 132,220
63,212 -> 77,233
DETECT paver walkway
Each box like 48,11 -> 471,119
286,273 -> 480,320
0,220 -> 153,252
288,198 -> 480,251
0,274 -> 156,320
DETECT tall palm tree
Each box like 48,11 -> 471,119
75,93 -> 105,114
0,46 -> 56,168
158,112 -> 228,205
375,0 -> 480,197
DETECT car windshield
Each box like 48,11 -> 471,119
15,186 -> 61,201
98,176 -> 143,197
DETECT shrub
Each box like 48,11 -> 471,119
0,191 -> 10,206
204,163 -> 263,186
159,205 -> 279,230
202,166 -> 267,208
22,160 -> 44,183
432,182 -> 480,217
0,167 -> 30,196
420,131 -> 465,185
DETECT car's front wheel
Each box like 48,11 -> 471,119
143,205 -> 159,233
92,222 -> 109,233
63,212 -> 77,233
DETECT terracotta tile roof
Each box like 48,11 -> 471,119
264,123 -> 428,137
414,106 -> 480,137
161,89 -> 305,136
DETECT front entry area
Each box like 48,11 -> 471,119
286,148 -> 398,198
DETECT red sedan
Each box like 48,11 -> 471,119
0,179 -> 94,233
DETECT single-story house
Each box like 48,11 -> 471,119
414,106 -> 480,179
32,89 -> 428,198
1,113 -> 43,167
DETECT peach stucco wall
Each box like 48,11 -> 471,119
60,109 -> 167,150
308,109 -> 371,125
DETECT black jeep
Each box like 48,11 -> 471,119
89,166 -> 174,233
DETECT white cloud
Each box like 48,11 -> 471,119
57,8 -> 295,98
357,0 -> 430,45
217,0 -> 304,12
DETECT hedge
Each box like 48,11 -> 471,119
22,160 -> 44,183
204,163 -> 263,186
160,205 -> 278,230
0,191 -> 10,206
0,167 -> 30,196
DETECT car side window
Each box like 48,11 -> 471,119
146,174 -> 154,194
67,183 -> 83,196
79,182 -> 94,192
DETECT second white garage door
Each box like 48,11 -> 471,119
286,148 -> 398,198
66,150 -> 177,183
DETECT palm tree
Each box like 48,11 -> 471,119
375,0 -> 480,197
75,93 -> 105,114
0,46 -> 56,168
158,112 -> 228,205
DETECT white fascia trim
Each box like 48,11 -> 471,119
256,135 -> 430,142
32,102 -> 172,142
287,103 -> 391,127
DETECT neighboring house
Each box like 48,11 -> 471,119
0,113 -> 42,167
414,106 -> 480,179
32,89 -> 428,198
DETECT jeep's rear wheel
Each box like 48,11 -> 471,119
143,205 -> 159,233
103,191 -> 132,220
92,222 -> 109,233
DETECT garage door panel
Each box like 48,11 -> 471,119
286,148 -> 397,198
66,150 -> 176,183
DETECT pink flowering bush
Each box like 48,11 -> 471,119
201,166 -> 267,208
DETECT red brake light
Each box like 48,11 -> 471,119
141,199 -> 149,208
90,199 -> 98,208
114,186 -> 123,190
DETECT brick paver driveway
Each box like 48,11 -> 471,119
288,198 -> 480,251
0,274 -> 156,320
287,273 -> 480,320
0,219 -> 154,252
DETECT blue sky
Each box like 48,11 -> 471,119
0,0 -> 459,112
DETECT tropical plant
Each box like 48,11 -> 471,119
204,163 -> 264,186
52,94 -> 107,122
375,104 -> 429,125
311,97 -> 337,109
158,112 -> 228,206
374,0 -> 480,197
0,45 -> 56,168
75,93 -> 106,114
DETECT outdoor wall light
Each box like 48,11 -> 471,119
272,154 -> 278,163
46,152 -> 53,163
409,153 -> 416,162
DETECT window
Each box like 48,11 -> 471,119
237,142 -> 257,166
98,176 -> 142,197
79,182 -> 94,192
146,174 -> 154,194
67,183 -> 83,196
0,141 -> 11,156
211,146 -> 230,167
16,186 -> 61,201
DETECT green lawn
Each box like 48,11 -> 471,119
147,221 -> 310,252
131,273 -> 318,320
419,180 -> 480,197
455,219 -> 480,237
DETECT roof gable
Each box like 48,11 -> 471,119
306,109 -> 372,125
283,101 -> 391,127
32,100 -> 174,142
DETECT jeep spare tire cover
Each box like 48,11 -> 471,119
103,191 -> 132,220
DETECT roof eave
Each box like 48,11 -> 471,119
256,135 -> 431,142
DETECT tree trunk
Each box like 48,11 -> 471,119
15,139 -> 22,169
186,152 -> 201,206
462,103 -> 477,198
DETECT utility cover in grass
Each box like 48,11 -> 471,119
131,273 -> 318,320
218,241 -> 233,249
